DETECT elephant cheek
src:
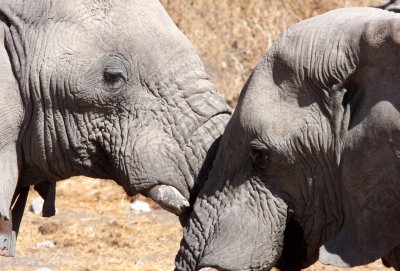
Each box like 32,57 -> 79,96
196,202 -> 287,271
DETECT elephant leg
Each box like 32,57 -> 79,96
0,145 -> 19,219
382,246 -> 400,270
0,186 -> 29,257
0,144 -> 21,257
34,181 -> 56,217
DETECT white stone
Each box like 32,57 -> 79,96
30,197 -> 44,215
35,241 -> 55,248
124,200 -> 151,213
29,197 -> 58,216
85,227 -> 93,233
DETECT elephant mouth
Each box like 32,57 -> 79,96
145,185 -> 190,216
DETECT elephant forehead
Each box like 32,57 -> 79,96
247,103 -> 322,144
21,0 -> 166,23
20,0 -> 190,54
237,68 -> 321,142
20,0 -> 196,83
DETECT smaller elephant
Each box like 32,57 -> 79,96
176,7 -> 400,271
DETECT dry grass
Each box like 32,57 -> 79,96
161,0 -> 381,106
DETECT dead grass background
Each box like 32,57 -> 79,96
5,1 -> 391,270
161,0 -> 381,106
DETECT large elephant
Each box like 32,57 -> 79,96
176,7 -> 400,271
0,0 -> 231,257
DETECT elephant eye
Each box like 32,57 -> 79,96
103,68 -> 126,91
249,143 -> 269,170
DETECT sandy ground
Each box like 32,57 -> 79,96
0,177 -> 389,271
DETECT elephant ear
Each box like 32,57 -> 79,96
0,2 -> 24,83
0,3 -> 27,257
319,9 -> 400,267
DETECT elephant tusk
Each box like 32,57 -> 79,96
146,185 -> 189,216
199,268 -> 219,271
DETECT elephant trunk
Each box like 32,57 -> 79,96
127,114 -> 229,217
146,111 -> 229,216
113,53 -> 231,215
175,178 -> 288,271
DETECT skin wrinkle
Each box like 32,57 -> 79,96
24,38 -> 39,166
33,24 -> 70,178
64,112 -> 85,165
119,118 -> 132,186
182,162 -> 287,270
323,156 -> 342,224
298,154 -> 314,210
186,115 -> 229,182
235,182 -> 286,270
50,74 -> 70,175
4,27 -> 23,83
291,129 -> 342,257
247,98 -> 342,263
252,181 -> 277,237
39,60 -> 59,176
315,94 -> 345,228
263,190 -> 277,238
145,58 -> 220,138
179,214 -> 205,269
114,98 -> 195,193
107,118 -> 122,166
72,114 -> 90,163
291,138 -> 314,211
143,48 -> 200,88
52,75 -> 74,175
141,73 -> 222,185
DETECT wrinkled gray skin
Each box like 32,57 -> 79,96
176,7 -> 400,271
0,0 -> 230,256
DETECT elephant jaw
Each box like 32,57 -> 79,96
175,179 -> 289,271
146,185 -> 189,215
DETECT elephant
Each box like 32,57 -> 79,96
176,7 -> 400,271
0,0 -> 231,257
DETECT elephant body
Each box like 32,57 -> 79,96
176,7 -> 400,271
0,0 -> 230,257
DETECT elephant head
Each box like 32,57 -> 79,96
0,0 -> 231,227
176,7 -> 400,271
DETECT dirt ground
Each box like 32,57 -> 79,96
2,0 -> 394,270
1,177 -> 389,270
